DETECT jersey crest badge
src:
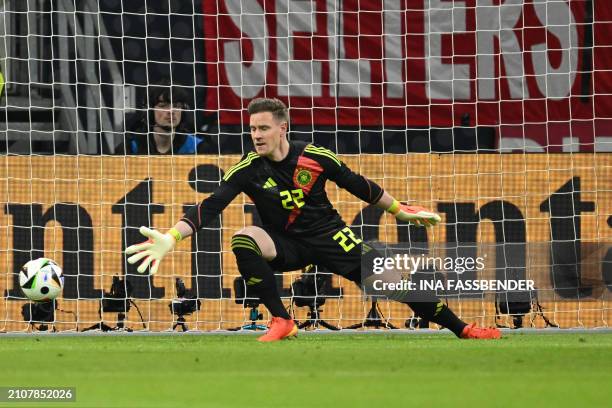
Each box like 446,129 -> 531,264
296,169 -> 312,186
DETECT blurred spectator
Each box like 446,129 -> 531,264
115,83 -> 213,154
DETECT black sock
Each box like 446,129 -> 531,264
406,301 -> 467,337
231,235 -> 290,319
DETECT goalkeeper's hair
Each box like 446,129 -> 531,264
247,97 -> 288,124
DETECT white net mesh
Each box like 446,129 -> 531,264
0,0 -> 610,332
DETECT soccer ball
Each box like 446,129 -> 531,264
19,258 -> 64,302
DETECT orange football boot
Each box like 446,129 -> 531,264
257,317 -> 298,342
460,323 -> 502,339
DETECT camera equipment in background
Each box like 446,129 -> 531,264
495,291 -> 558,329
169,278 -> 201,331
229,276 -> 267,331
22,300 -> 57,332
83,275 -> 145,332
292,265 -> 339,330
345,299 -> 398,329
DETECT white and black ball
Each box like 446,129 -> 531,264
19,258 -> 64,302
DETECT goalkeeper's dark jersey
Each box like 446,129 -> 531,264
181,141 -> 383,237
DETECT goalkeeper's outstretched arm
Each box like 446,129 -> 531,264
322,154 -> 441,227
125,182 -> 240,274
374,190 -> 441,227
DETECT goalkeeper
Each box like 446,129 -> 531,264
126,98 -> 501,342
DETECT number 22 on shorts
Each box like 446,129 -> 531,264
333,227 -> 362,252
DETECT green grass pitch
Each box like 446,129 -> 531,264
1,332 -> 611,408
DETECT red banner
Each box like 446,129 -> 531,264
203,0 -> 612,151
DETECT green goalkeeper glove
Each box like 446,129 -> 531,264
387,200 -> 441,227
125,226 -> 178,275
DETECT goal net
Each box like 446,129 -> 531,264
0,0 -> 610,332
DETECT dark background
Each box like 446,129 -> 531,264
0,0 -> 495,154
101,0 -> 495,154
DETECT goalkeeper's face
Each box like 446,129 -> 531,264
249,111 -> 288,158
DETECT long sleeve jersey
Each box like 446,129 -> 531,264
181,141 -> 384,236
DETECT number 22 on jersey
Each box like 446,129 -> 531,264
280,189 -> 305,210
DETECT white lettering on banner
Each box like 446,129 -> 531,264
207,0 -> 608,142
562,137 -> 580,153
334,0 -> 372,98
425,0 -> 471,100
531,0 -> 578,99
476,0 -> 526,100
276,0 -> 322,97
221,0 -> 581,102
224,0 -> 267,98
595,137 -> 612,152
274,0 -> 375,98
384,0 -> 403,98
326,0 -> 338,97
499,138 -> 545,153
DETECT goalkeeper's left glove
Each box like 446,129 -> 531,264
125,226 -> 180,275
387,200 -> 441,227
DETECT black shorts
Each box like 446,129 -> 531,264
264,225 -> 363,282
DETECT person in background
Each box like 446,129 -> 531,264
116,83 -> 209,155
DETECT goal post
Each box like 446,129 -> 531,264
0,0 -> 610,332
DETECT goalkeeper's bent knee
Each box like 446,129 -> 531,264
231,234 -> 275,292
231,234 -> 289,319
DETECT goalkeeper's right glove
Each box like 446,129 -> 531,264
387,200 -> 441,227
125,226 -> 178,275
